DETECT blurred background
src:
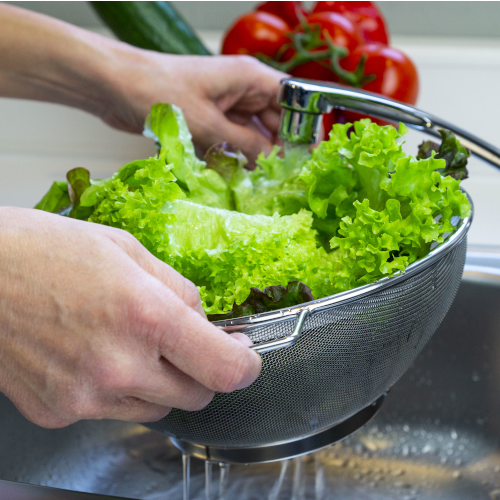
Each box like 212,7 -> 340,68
1,1 -> 500,244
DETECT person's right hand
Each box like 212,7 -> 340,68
0,207 -> 261,428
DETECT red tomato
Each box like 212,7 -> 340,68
340,43 -> 418,125
290,61 -> 338,81
221,12 -> 291,59
256,1 -> 307,28
342,43 -> 418,104
312,1 -> 389,45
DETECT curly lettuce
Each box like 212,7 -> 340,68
35,103 -> 471,317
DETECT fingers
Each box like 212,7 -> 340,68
154,294 -> 262,393
258,107 -> 282,135
101,398 -> 172,424
230,332 -> 254,347
107,228 -> 206,317
101,225 -> 261,395
206,107 -> 276,162
124,356 -> 215,411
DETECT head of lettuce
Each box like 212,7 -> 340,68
36,104 -> 471,319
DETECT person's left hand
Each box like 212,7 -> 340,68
100,52 -> 287,162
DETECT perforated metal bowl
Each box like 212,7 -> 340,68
146,79 -> 500,465
146,213 -> 470,454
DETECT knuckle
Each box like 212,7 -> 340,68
54,387 -> 98,420
235,54 -> 260,69
107,227 -> 142,255
118,230 -> 142,252
93,356 -> 135,393
64,398 -> 94,420
139,406 -> 172,423
18,401 -> 75,429
34,414 -> 75,429
182,280 -> 201,308
126,296 -> 164,335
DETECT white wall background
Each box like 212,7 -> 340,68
6,1 -> 500,38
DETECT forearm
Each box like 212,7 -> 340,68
0,3 -> 283,160
0,3 -> 121,115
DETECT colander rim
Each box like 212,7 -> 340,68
213,191 -> 473,328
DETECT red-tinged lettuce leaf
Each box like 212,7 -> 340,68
417,129 -> 469,180
66,167 -> 95,219
207,281 -> 314,321
204,142 -> 247,183
34,181 -> 71,214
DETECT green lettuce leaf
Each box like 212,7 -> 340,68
34,104 -> 472,319
34,181 -> 71,214
158,200 -> 335,314
229,146 -> 309,217
331,154 -> 471,290
145,103 -> 232,209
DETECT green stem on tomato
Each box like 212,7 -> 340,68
259,24 -> 376,89
322,31 -> 377,88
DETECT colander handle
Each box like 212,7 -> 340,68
250,308 -> 310,354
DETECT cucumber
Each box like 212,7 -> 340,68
90,1 -> 211,56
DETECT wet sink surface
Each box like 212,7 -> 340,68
0,262 -> 499,499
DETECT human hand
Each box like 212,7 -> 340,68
0,4 -> 286,163
0,207 -> 261,428
101,52 -> 287,163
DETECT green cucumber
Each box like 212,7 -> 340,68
90,1 -> 211,56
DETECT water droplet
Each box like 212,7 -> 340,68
402,445 -> 410,457
452,471 -> 462,479
403,425 -> 410,432
309,416 -> 319,429
451,430 -> 458,440
422,443 -> 434,454
472,371 -> 481,382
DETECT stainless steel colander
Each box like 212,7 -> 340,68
145,79 -> 500,465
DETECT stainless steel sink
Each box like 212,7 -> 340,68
0,247 -> 499,499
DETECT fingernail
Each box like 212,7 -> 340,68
230,332 -> 253,347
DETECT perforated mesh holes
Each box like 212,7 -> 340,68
145,239 -> 467,448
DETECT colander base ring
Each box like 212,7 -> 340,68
170,395 -> 384,465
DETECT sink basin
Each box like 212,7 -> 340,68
0,247 -> 499,499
